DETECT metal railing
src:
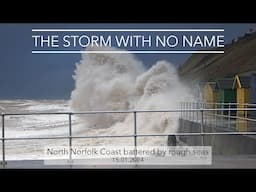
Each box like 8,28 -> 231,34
1,107 -> 256,168
180,102 -> 256,131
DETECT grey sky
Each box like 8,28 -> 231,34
0,23 -> 255,99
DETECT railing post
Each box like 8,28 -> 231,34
68,113 -> 73,166
186,102 -> 188,120
133,111 -> 138,166
191,102 -> 193,121
192,103 -> 195,122
196,103 -> 199,122
200,108 -> 204,146
228,103 -> 231,129
204,103 -> 207,125
222,103 -> 224,126
190,102 -> 192,121
182,102 -> 185,129
180,102 -> 182,118
1,113 -> 6,168
215,103 -> 217,128
133,111 -> 137,147
204,103 -> 206,125
188,102 -> 190,120
184,102 -> 186,120
182,102 -> 184,119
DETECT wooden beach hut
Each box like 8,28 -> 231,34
233,75 -> 250,131
203,82 -> 217,108
216,78 -> 236,116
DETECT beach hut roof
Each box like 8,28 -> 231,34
233,75 -> 251,89
207,82 -> 217,90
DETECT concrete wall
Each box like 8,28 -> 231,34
175,119 -> 256,155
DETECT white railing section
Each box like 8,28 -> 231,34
180,102 -> 256,130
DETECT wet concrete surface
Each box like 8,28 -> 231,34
2,155 -> 256,169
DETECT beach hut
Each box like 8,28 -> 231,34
233,75 -> 250,131
249,74 -> 256,119
216,78 -> 236,115
232,75 -> 250,108
203,82 -> 217,108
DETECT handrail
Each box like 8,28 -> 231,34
2,107 -> 256,116
2,132 -> 256,141
181,102 -> 256,107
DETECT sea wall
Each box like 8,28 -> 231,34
172,119 -> 256,155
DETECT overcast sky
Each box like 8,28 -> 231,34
0,23 -> 255,99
